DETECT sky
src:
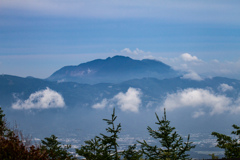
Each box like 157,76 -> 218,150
0,0 -> 240,79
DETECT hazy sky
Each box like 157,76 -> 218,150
0,0 -> 240,79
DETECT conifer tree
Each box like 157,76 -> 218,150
212,124 -> 240,158
138,109 -> 195,160
98,108 -> 121,160
122,144 -> 142,160
76,136 -> 112,160
0,107 -> 11,136
41,134 -> 73,160
76,108 -> 122,160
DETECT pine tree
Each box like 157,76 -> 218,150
0,107 -> 11,137
98,108 -> 121,160
41,134 -> 73,160
122,144 -> 142,160
76,108 -> 122,160
138,109 -> 195,160
212,124 -> 240,158
76,136 -> 112,160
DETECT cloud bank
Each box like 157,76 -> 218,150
12,87 -> 65,110
157,53 -> 240,80
92,87 -> 142,113
160,88 -> 240,118
120,51 -> 240,81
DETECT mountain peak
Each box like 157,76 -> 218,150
107,55 -> 131,60
47,56 -> 179,84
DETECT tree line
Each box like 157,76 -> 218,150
0,107 -> 240,160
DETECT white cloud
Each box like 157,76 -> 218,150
157,53 -> 204,73
192,110 -> 205,118
92,98 -> 108,109
121,48 -> 146,55
157,53 -> 240,80
160,88 -> 232,117
92,87 -> 142,113
181,53 -> 200,62
57,79 -> 65,83
113,88 -> 142,113
231,98 -> 240,113
218,83 -> 234,92
120,48 -> 154,61
12,87 -> 65,109
121,48 -> 132,54
181,71 -> 203,81
212,59 -> 219,63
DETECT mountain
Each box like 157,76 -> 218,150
1,74 -> 240,110
1,74 -> 240,159
0,74 -> 99,109
47,55 -> 180,84
1,74 -> 240,134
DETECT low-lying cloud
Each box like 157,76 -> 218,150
114,88 -> 142,113
160,88 -> 240,118
181,70 -> 203,81
120,51 -> 240,81
158,53 -> 240,80
218,83 -> 234,92
12,87 -> 65,110
92,87 -> 142,113
92,98 -> 108,109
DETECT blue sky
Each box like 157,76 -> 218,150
0,0 -> 240,79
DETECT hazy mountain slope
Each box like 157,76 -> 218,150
1,74 -> 240,111
0,74 -> 97,108
47,55 -> 179,84
3,74 -> 240,160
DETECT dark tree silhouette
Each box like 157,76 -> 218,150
212,124 -> 240,159
138,109 -> 195,160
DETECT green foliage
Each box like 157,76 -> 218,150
0,107 -> 6,136
122,144 -> 142,160
76,136 -> 112,160
0,107 -> 12,137
138,109 -> 195,160
208,153 -> 219,159
76,108 -> 122,160
212,124 -> 240,158
41,134 -> 73,160
76,108 -> 143,160
99,108 -> 121,160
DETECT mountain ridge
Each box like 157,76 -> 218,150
47,55 -> 179,84
1,74 -> 240,110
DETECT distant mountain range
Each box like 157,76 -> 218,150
1,74 -> 239,110
47,55 -> 180,84
1,55 -> 240,110
1,56 -> 240,159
